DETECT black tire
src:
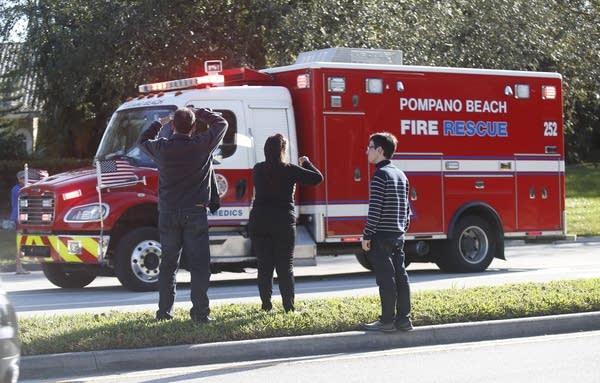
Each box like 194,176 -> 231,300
42,263 -> 96,288
355,251 -> 373,271
436,215 -> 496,272
115,227 -> 161,292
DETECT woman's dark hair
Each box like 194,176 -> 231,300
263,134 -> 288,180
264,133 -> 288,164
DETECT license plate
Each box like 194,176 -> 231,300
21,245 -> 51,257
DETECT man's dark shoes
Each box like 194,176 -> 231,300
395,318 -> 414,331
360,320 -> 396,333
155,311 -> 174,321
191,315 -> 215,324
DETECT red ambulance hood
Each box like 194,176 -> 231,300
22,165 -> 157,195
27,167 -> 98,190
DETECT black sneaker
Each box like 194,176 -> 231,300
395,318 -> 413,331
360,320 -> 396,332
191,315 -> 215,324
155,311 -> 174,321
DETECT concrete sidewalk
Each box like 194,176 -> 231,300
20,311 -> 600,380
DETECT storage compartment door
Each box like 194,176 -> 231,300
516,156 -> 562,231
323,113 -> 368,237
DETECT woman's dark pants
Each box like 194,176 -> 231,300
250,212 -> 296,312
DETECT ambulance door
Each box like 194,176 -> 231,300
515,155 -> 563,232
185,100 -> 251,224
401,154 -> 444,234
323,113 -> 369,237
248,105 -> 297,216
248,105 -> 296,163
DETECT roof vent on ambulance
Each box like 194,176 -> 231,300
295,47 -> 403,65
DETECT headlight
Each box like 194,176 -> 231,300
64,203 -> 109,222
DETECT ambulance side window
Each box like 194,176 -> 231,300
194,109 -> 237,159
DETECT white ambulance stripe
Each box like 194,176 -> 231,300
395,159 -> 443,172
264,62 -> 562,79
505,231 -> 564,237
208,206 -> 251,220
515,160 -> 563,172
209,205 -> 370,220
444,174 -> 514,178
300,204 -> 368,217
392,158 -> 565,173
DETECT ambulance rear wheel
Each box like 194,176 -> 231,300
42,263 -> 96,288
115,227 -> 161,292
437,215 -> 496,272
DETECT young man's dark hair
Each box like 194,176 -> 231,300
173,108 -> 195,135
369,132 -> 397,159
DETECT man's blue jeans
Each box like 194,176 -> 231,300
369,232 -> 411,323
157,206 -> 210,318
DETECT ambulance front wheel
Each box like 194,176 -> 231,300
42,263 -> 96,288
115,227 -> 161,292
437,215 -> 496,272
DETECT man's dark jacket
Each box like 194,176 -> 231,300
137,109 -> 228,211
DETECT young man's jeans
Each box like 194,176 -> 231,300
369,232 -> 411,323
157,206 -> 210,319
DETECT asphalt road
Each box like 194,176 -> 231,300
21,331 -> 600,383
5,238 -> 600,318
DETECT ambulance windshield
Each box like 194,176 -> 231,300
96,106 -> 176,167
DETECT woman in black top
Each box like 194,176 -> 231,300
249,133 -> 323,312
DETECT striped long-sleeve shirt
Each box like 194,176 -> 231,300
363,159 -> 410,240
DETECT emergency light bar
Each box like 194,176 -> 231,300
138,73 -> 224,93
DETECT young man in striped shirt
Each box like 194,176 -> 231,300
361,132 -> 413,332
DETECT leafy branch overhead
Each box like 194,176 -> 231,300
0,0 -> 598,161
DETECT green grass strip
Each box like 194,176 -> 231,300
19,278 -> 600,356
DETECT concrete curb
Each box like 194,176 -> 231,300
21,311 -> 600,380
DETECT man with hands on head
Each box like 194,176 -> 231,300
137,107 -> 227,323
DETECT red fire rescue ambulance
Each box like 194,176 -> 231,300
17,48 -> 565,291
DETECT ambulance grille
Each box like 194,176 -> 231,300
19,193 -> 55,225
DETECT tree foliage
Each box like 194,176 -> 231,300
0,0 -> 598,161
0,63 -> 28,160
